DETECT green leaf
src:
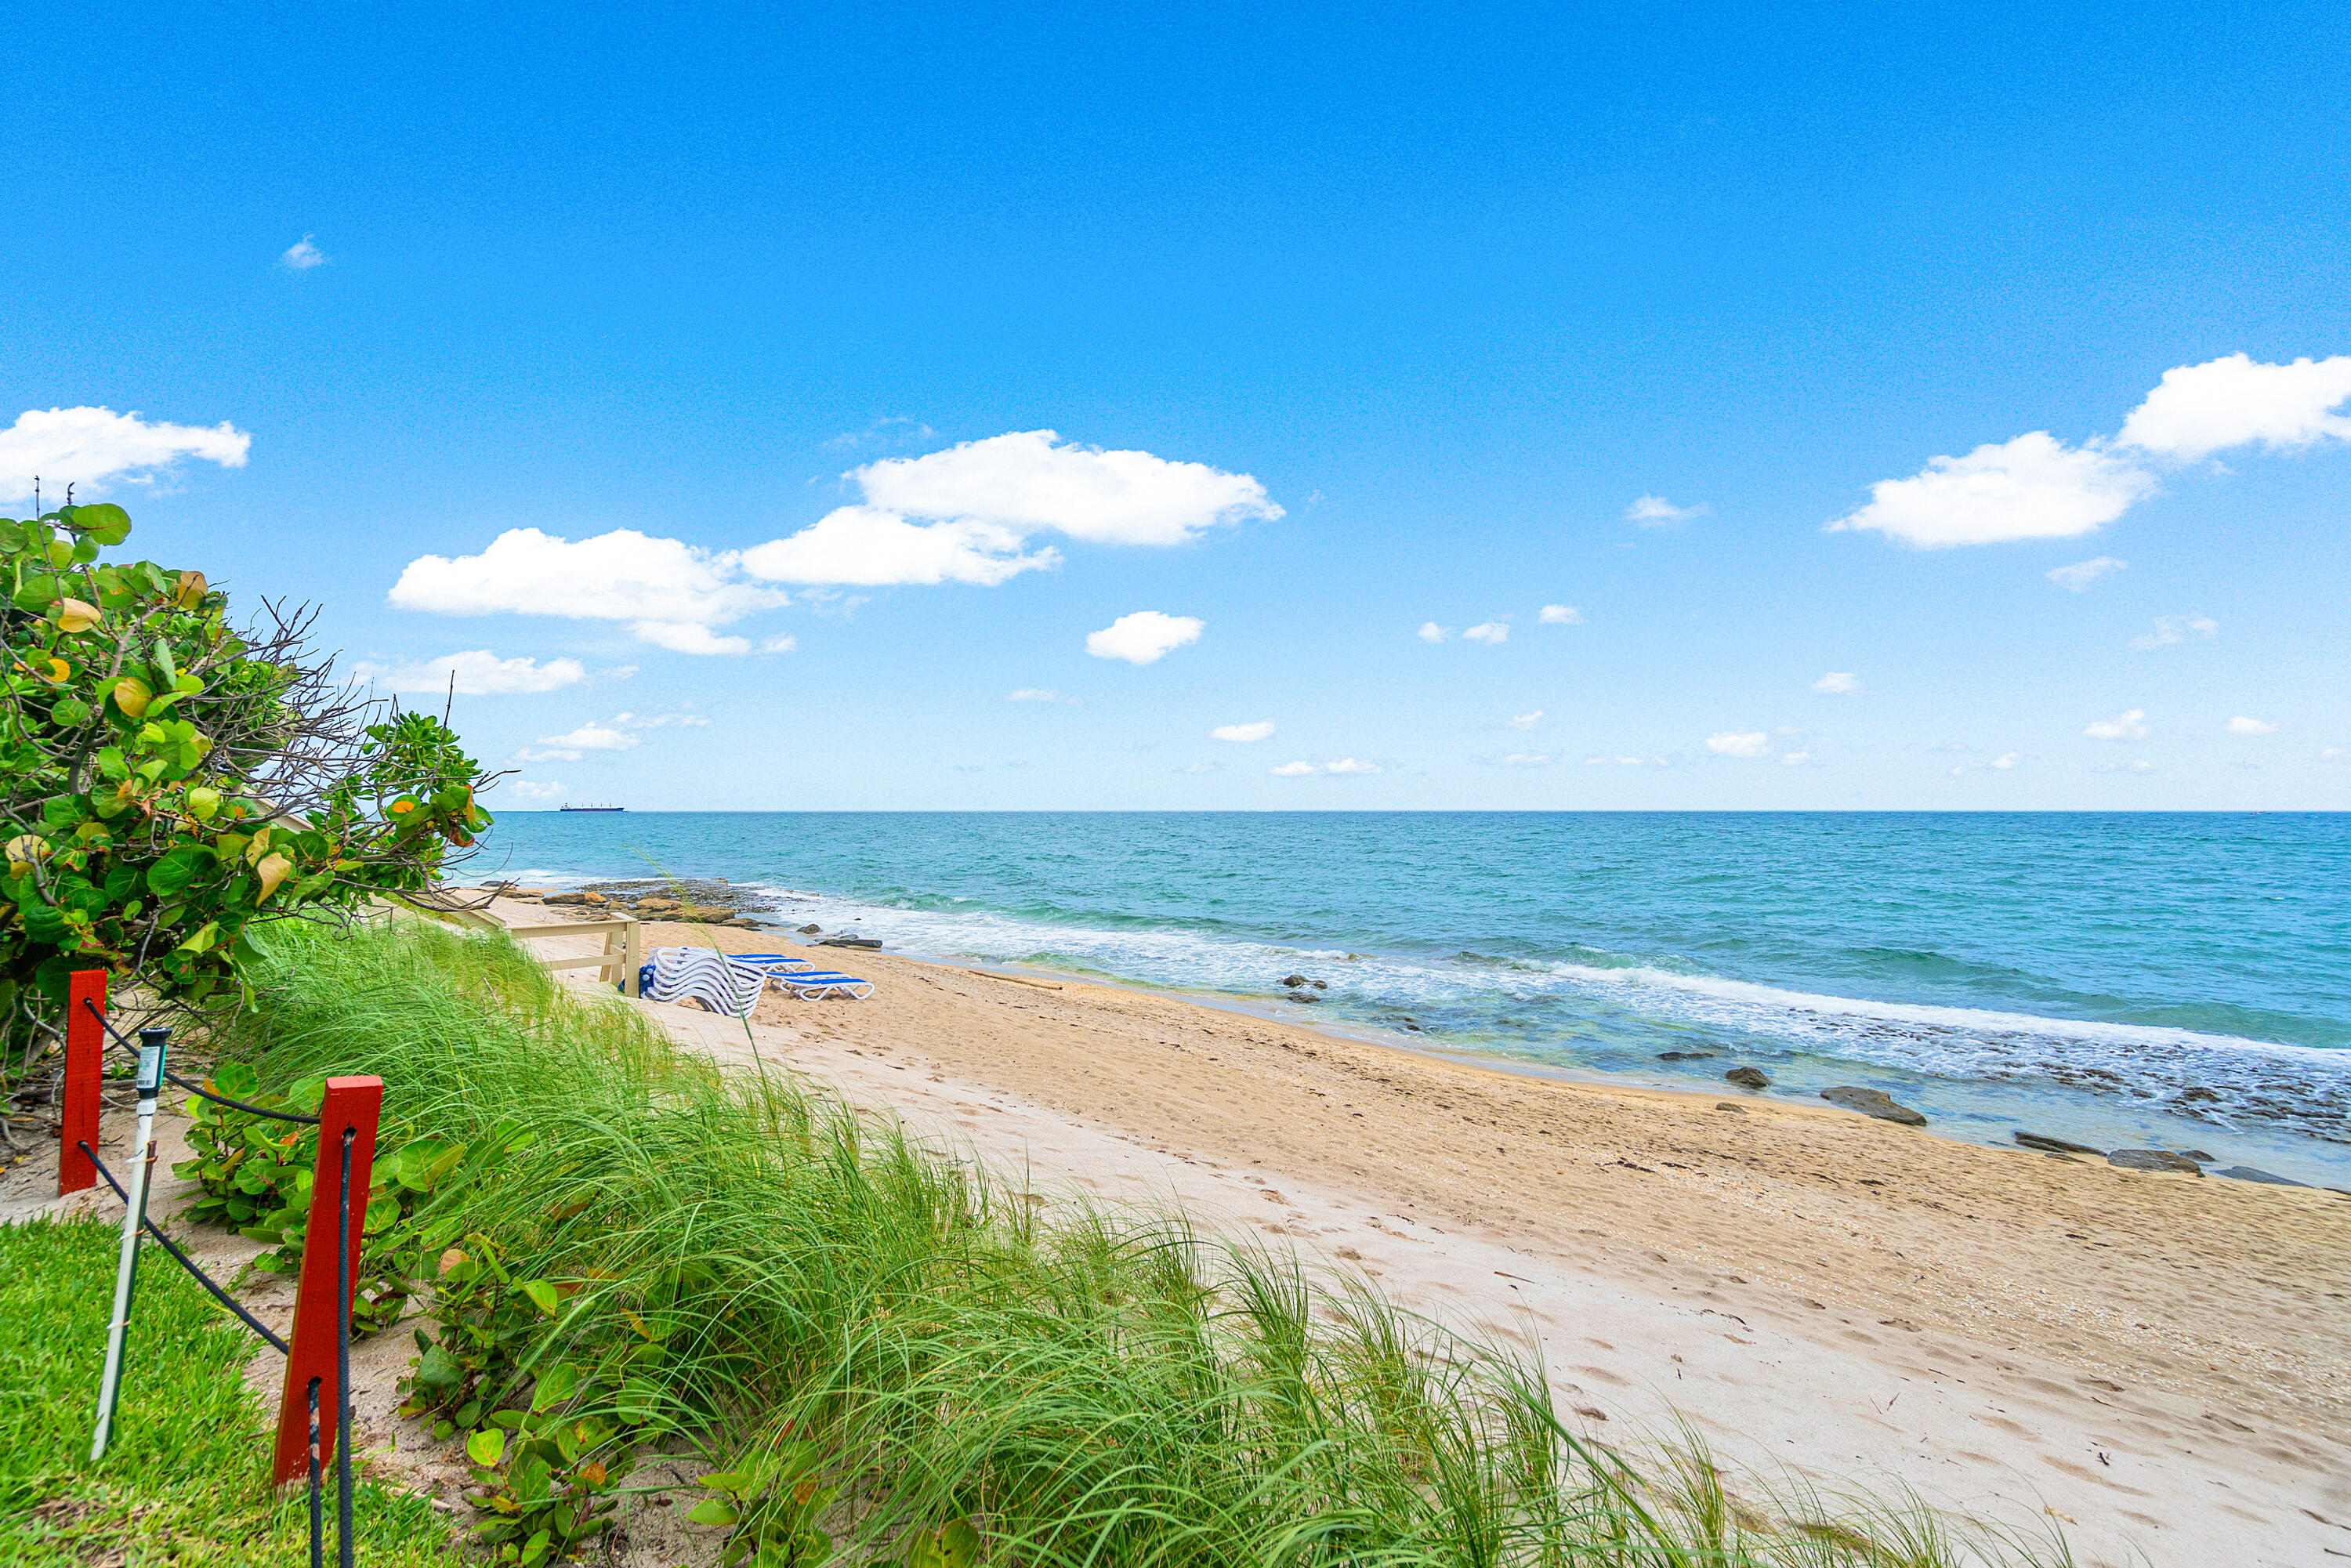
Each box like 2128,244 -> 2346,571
416,1342 -> 464,1389
74,503 -> 132,545
466,1427 -> 507,1467
684,1499 -> 738,1528
698,1472 -> 752,1494
145,844 -> 215,897
941,1519 -> 981,1566
520,1279 -> 560,1315
530,1361 -> 578,1410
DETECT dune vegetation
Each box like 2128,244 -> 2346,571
179,915 -> 2070,1567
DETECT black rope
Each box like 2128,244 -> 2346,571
335,1127 -> 355,1568
82,998 -> 319,1124
308,1376 -> 324,1568
78,1142 -> 292,1356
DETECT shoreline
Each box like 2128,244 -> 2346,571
502,864 -> 2351,1186
484,893 -> 2351,1568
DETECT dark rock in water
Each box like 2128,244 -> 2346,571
799,924 -> 822,933
2107,1149 -> 2203,1175
1311,980 -> 1328,990
1657,1050 -> 1715,1062
1402,1023 -> 1422,1031
2015,1132 -> 2103,1156
1281,973 -> 1308,988
2212,1166 -> 2307,1186
2176,1150 -> 2217,1163
817,936 -> 882,949
1288,989 -> 1320,1003
1820,1086 -> 1927,1126
1723,1066 -> 1770,1090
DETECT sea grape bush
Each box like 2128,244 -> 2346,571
0,498 -> 489,1085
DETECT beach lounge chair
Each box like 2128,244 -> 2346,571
643,947 -> 770,1017
766,969 -> 874,1001
724,951 -> 873,998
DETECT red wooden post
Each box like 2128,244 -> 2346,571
272,1076 -> 382,1484
58,970 -> 107,1196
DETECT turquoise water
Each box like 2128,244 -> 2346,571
476,812 -> 2351,1186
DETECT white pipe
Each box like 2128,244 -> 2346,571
91,1030 -> 165,1461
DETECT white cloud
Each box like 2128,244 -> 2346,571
1584,754 -> 1670,766
1324,757 -> 1381,774
610,711 -> 712,730
1538,604 -> 1582,625
1009,688 -> 1078,704
280,235 -> 328,270
538,723 -> 639,752
515,748 -> 581,763
824,416 -> 935,451
1628,495 -> 1707,527
2049,556 -> 2126,592
2226,715 -> 2277,736
2091,759 -> 2157,775
348,650 -> 589,697
2085,708 -> 2150,741
2131,614 -> 2217,650
1271,760 -> 1320,777
1085,610 -> 1203,665
1508,710 -> 1543,730
2117,353 -> 2351,461
1780,748 -> 1812,766
389,527 -> 789,637
1210,721 -> 1275,742
508,780 -> 564,802
759,635 -> 797,654
1273,758 -> 1380,777
1416,622 -> 1449,643
1812,672 -> 1860,694
2323,747 -> 2347,762
1991,752 -> 2022,770
630,621 -> 754,656
741,506 -> 1056,587
1462,622 -> 1509,645
0,407 -> 252,502
1705,730 -> 1772,759
1179,761 -> 1221,773
1829,432 -> 2155,548
1498,752 -> 1549,767
851,429 -> 1280,547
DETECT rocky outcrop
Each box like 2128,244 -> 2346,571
2213,1166 -> 2306,1186
1723,1066 -> 1770,1090
1819,1086 -> 1926,1126
2014,1132 -> 2103,1155
1657,1050 -> 1713,1062
1281,973 -> 1308,988
2107,1149 -> 2204,1175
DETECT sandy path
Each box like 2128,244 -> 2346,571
482,900 -> 2351,1568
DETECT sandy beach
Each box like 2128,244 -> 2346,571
470,895 -> 2351,1568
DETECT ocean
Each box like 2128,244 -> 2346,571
474,812 -> 2351,1187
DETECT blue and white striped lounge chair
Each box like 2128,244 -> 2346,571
726,951 -> 873,998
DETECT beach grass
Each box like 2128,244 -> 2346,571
203,916 -> 2074,1566
0,1215 -> 460,1567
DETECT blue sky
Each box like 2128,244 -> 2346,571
6,0 -> 2347,809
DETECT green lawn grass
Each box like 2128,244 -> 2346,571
0,1215 -> 458,1567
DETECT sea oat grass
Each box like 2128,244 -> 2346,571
208,918 -> 2073,1566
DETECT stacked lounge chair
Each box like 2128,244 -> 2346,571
642,947 -> 875,1012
